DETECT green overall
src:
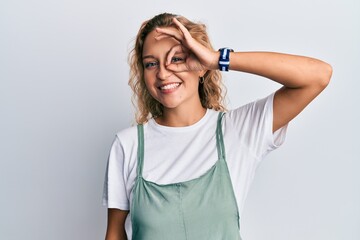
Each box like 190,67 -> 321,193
131,113 -> 241,240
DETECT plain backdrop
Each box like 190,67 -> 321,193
1,0 -> 359,239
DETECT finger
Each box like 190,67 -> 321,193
154,33 -> 181,43
172,18 -> 192,40
166,44 -> 189,66
166,63 -> 189,72
155,27 -> 183,43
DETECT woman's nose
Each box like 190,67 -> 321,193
156,63 -> 173,80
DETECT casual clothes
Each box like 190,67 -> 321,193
102,92 -> 288,238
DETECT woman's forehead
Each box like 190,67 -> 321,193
142,29 -> 180,56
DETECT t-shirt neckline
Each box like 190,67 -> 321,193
148,109 -> 212,133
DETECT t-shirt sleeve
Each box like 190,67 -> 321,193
102,136 -> 130,210
227,92 -> 288,160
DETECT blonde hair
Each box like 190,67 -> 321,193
128,13 -> 226,124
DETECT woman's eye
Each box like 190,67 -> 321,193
144,62 -> 158,68
171,57 -> 184,63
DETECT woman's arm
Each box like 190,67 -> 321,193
105,208 -> 129,240
156,18 -> 333,132
228,51 -> 333,132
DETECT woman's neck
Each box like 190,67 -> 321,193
155,105 -> 207,127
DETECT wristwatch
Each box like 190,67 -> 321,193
218,48 -> 234,71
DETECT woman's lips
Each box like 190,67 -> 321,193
158,82 -> 181,92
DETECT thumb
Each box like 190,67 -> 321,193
166,63 -> 190,73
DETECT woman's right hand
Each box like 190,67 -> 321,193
155,18 -> 220,73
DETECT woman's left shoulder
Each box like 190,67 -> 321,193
226,93 -> 275,117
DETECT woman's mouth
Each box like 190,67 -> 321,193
158,83 -> 181,91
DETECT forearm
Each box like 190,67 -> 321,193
105,231 -> 127,240
105,209 -> 129,240
227,51 -> 332,89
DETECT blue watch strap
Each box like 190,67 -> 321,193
218,48 -> 234,71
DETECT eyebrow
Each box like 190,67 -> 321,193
142,55 -> 155,60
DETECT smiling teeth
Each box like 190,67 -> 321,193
160,83 -> 180,90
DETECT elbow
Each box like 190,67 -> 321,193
318,62 -> 333,89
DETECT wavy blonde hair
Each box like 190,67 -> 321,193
129,13 -> 226,124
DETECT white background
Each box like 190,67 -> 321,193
1,0 -> 359,239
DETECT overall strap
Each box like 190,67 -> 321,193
137,124 -> 145,178
216,112 -> 226,160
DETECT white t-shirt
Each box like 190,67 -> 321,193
102,92 -> 288,236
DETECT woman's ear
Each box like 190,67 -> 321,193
199,70 -> 207,78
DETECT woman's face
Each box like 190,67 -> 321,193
142,28 -> 202,111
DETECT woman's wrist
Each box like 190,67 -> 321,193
218,48 -> 234,71
211,51 -> 221,70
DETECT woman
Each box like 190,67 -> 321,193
103,13 -> 332,240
